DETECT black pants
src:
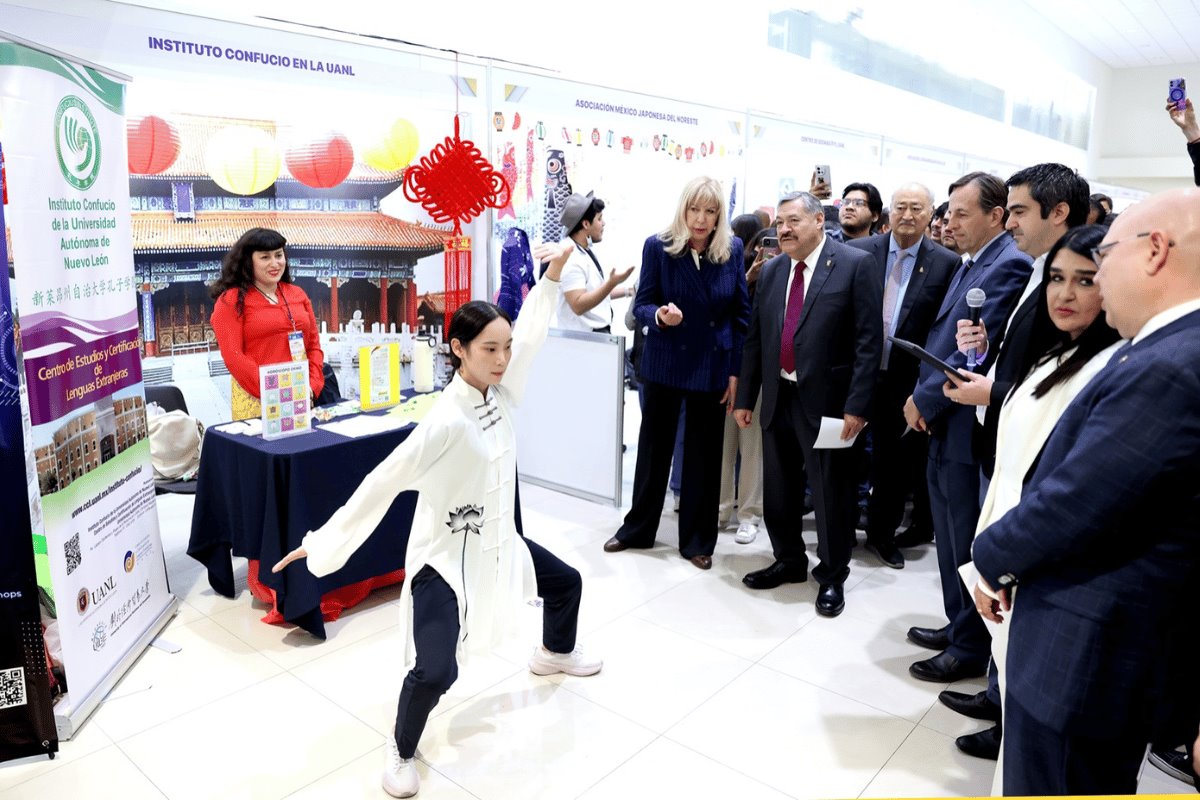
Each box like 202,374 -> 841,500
1003,694 -> 1147,796
927,437 -> 990,666
762,381 -> 855,586
394,536 -> 581,758
615,380 -> 725,559
866,369 -> 933,545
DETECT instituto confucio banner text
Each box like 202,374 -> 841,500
0,36 -> 174,725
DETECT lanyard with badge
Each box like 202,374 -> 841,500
277,287 -> 306,363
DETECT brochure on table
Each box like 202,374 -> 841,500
259,361 -> 313,440
359,343 -> 401,410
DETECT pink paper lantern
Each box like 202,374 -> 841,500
127,115 -> 180,175
286,132 -> 354,189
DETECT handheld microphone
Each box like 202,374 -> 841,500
965,288 -> 986,369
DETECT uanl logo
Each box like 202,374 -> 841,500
89,575 -> 117,606
123,550 -> 136,573
53,95 -> 101,190
76,587 -> 89,615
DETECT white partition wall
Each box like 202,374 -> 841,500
514,329 -> 624,507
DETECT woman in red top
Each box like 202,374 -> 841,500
209,227 -> 325,420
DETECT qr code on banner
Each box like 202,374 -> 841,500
65,532 -> 82,575
0,667 -> 26,710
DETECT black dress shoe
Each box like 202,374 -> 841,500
865,541 -> 904,569
603,536 -> 630,553
742,561 -> 807,590
687,554 -> 712,570
816,583 -> 845,617
938,689 -> 1001,722
906,625 -> 949,651
894,525 -> 934,548
955,724 -> 1001,761
909,651 -> 986,683
1148,748 -> 1197,786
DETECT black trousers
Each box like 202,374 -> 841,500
762,381 -> 855,586
1003,694 -> 1147,796
866,369 -> 932,546
394,536 -> 581,758
615,379 -> 726,559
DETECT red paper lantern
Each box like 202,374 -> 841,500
127,115 -> 180,175
286,132 -> 354,189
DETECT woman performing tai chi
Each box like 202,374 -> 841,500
273,241 -> 601,798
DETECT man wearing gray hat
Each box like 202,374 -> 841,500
554,192 -> 634,333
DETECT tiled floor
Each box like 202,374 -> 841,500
1,406 -> 1193,799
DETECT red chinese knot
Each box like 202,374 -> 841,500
402,117 -> 510,234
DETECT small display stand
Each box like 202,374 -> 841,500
259,361 -> 313,440
359,343 -> 401,410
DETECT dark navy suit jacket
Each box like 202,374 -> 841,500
736,237 -> 882,428
633,235 -> 749,393
846,233 -> 960,391
973,309 -> 1200,735
912,232 -> 1032,463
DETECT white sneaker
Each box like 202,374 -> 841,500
382,736 -> 420,798
529,645 -> 603,677
735,521 -> 759,544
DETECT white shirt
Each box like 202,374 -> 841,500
555,243 -> 610,332
303,274 -> 559,670
780,235 -> 825,382
976,253 -> 1045,425
1132,297 -> 1200,344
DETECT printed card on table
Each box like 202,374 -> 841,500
259,361 -> 313,440
359,343 -> 401,410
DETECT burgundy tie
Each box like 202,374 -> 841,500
779,260 -> 806,374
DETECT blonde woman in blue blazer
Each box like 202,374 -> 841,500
603,176 -> 749,570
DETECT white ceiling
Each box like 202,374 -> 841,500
1033,0 -> 1200,68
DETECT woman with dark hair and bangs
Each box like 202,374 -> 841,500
272,241 -> 601,799
945,224 -> 1124,793
209,227 -> 325,419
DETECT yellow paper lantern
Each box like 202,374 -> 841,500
204,125 -> 281,195
362,118 -> 419,172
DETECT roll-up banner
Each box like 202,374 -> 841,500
0,137 -> 58,763
0,32 -> 176,740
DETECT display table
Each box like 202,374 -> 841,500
187,409 -> 416,638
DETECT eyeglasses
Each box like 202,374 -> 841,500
841,198 -> 869,207
1090,232 -> 1173,267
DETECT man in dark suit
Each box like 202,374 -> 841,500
847,183 -> 960,569
902,172 -> 1032,683
971,188 -> 1200,795
735,191 -> 882,617
936,162 -> 1091,760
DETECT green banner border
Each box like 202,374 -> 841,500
0,41 -> 123,114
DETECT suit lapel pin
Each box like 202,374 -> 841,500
1119,355 -> 1128,363
826,258 -> 832,268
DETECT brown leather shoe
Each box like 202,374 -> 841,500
603,536 -> 630,553
688,554 -> 712,570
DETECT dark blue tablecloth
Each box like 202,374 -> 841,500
187,409 -> 416,638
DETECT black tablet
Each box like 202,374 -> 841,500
888,336 -> 963,378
